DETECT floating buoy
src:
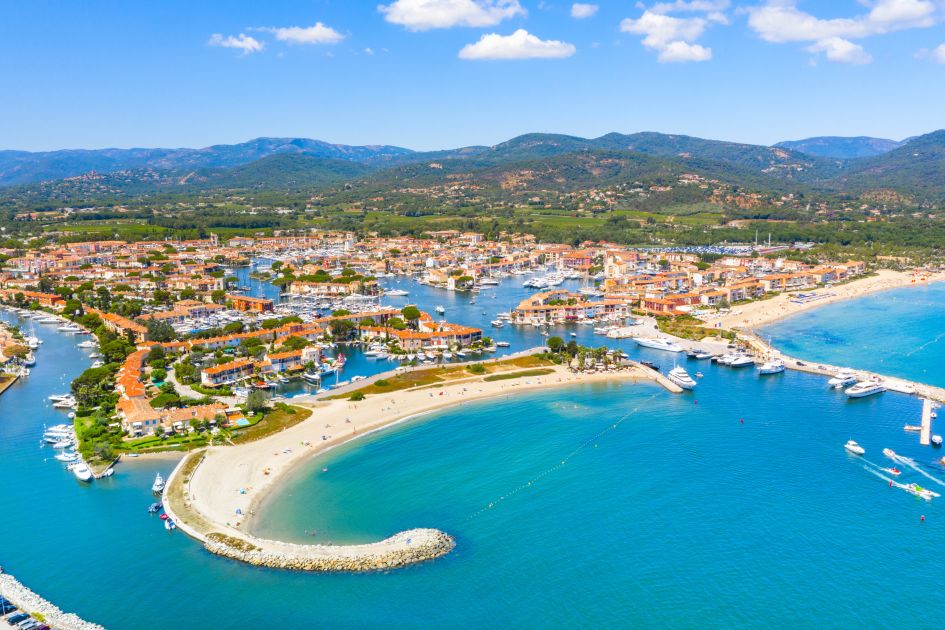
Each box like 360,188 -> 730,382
740,419 -> 744,424
921,515 -> 925,522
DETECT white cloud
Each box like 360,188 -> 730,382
916,43 -> 945,63
745,0 -> 942,64
365,47 -> 376,55
208,33 -> 264,55
570,3 -> 599,18
379,0 -> 525,30
650,0 -> 729,13
620,10 -> 712,62
260,22 -> 345,45
458,29 -> 576,59
659,40 -> 712,61
806,37 -> 873,64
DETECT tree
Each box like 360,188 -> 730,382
279,336 -> 310,352
145,319 -> 176,342
547,336 -> 565,352
210,289 -> 226,304
246,389 -> 269,414
179,288 -> 197,300
401,305 -> 421,324
329,318 -> 356,340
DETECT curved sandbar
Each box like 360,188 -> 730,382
164,363 -> 670,572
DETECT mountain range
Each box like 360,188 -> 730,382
3,129 -> 943,205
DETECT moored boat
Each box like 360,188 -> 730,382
845,380 -> 886,398
72,462 -> 93,482
152,472 -> 166,494
634,337 -> 683,353
667,366 -> 697,390
757,359 -> 784,375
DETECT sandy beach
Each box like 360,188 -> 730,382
701,269 -> 943,331
171,364 -> 667,549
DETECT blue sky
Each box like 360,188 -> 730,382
2,1 -> 944,151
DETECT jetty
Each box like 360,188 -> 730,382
921,398 -> 934,446
0,570 -> 104,630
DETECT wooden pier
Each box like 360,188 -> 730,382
921,398 -> 934,446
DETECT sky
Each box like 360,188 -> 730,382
2,0 -> 944,152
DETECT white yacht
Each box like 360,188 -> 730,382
845,380 -> 886,398
634,337 -> 683,353
52,396 -> 77,409
384,289 -> 409,297
435,305 -> 445,314
490,320 -> 504,328
827,368 -> 858,389
72,462 -> 93,482
152,473 -> 166,494
728,354 -> 755,367
23,352 -> 36,367
757,359 -> 784,375
78,340 -> 98,349
844,440 -> 865,456
667,366 -> 697,390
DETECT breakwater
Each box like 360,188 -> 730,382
0,572 -> 104,630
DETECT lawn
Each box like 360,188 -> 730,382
230,404 -> 313,444
483,368 -> 555,382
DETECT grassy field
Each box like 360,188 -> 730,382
230,404 -> 313,444
328,355 -> 555,399
483,368 -> 555,382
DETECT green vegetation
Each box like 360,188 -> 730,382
483,368 -> 555,382
657,315 -> 735,341
230,404 -> 312,444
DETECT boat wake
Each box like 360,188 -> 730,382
465,393 -> 661,521
890,454 -> 945,488
903,331 -> 945,358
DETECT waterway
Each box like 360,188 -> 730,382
2,280 -> 945,627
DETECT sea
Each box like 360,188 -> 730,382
1,274 -> 943,628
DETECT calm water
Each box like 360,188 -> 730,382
2,282 -> 944,627
764,282 -> 945,387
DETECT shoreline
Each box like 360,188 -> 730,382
165,364 -> 670,571
700,269 -> 944,331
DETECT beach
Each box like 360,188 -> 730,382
702,269 -> 943,331
165,364 -> 668,568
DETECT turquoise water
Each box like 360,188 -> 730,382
763,282 -> 945,388
4,286 -> 945,627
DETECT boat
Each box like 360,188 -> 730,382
640,361 -> 659,371
54,452 -> 78,462
693,352 -> 713,360
883,448 -> 897,459
72,462 -> 93,482
490,320 -> 504,328
51,440 -> 74,449
757,359 -> 784,375
728,354 -> 755,368
667,366 -> 697,390
164,519 -> 176,531
634,337 -> 683,353
495,341 -> 510,348
844,440 -> 865,456
827,368 -> 858,389
934,435 -> 944,447
77,340 -> 98,349
22,353 -> 36,367
152,473 -> 166,494
845,381 -> 886,398
435,305 -> 445,314
882,467 -> 902,476
904,425 -> 922,432
384,289 -> 409,297
48,393 -> 72,402
148,502 -> 163,514
302,371 -> 322,383
52,396 -> 77,409
905,483 -> 939,501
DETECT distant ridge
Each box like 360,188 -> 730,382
775,136 -> 904,160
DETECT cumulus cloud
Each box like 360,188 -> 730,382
745,0 -> 943,64
208,33 -> 264,54
570,3 -> 599,18
257,22 -> 345,45
379,0 -> 525,30
458,29 -> 576,59
620,10 -> 713,62
806,37 -> 873,64
916,43 -> 945,63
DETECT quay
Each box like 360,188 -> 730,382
0,570 -> 104,630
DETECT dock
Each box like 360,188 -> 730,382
921,398 -> 934,446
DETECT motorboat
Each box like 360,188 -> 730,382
148,502 -> 163,514
54,451 -> 78,462
667,366 -> 697,390
52,396 -> 77,409
48,393 -> 72,402
496,341 -> 510,348
693,352 -> 713,360
715,353 -> 735,365
634,337 -> 683,353
490,320 -> 504,328
23,353 -> 36,367
883,448 -> 897,459
844,440 -> 865,456
905,483 -> 939,501
934,435 -> 944,448
152,473 -> 166,494
845,381 -> 886,398
78,340 -> 98,349
757,359 -> 784,374
384,289 -> 409,297
51,440 -> 74,449
728,354 -> 755,368
302,371 -> 321,383
904,425 -> 922,432
882,467 -> 902,476
72,462 -> 93,482
165,519 -> 177,531
827,368 -> 858,389
435,306 -> 445,314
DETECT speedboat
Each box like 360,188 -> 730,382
54,451 -> 78,462
165,519 -> 177,531
715,353 -> 735,365
148,502 -> 163,514
693,352 -> 713,360
882,467 -> 902,476
48,393 -> 72,403
906,483 -> 939,501
78,340 -> 98,349
496,341 -> 510,348
828,369 -> 858,389
757,359 -> 784,375
845,381 -> 886,398
52,440 -> 74,449
72,462 -> 93,482
844,440 -> 865,456
152,473 -> 166,494
667,366 -> 697,390
634,337 -> 683,353
435,306 -> 445,314
490,320 -> 504,328
728,354 -> 755,368
883,448 -> 897,459
933,435 -> 943,448
904,425 -> 922,432
384,289 -> 409,297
